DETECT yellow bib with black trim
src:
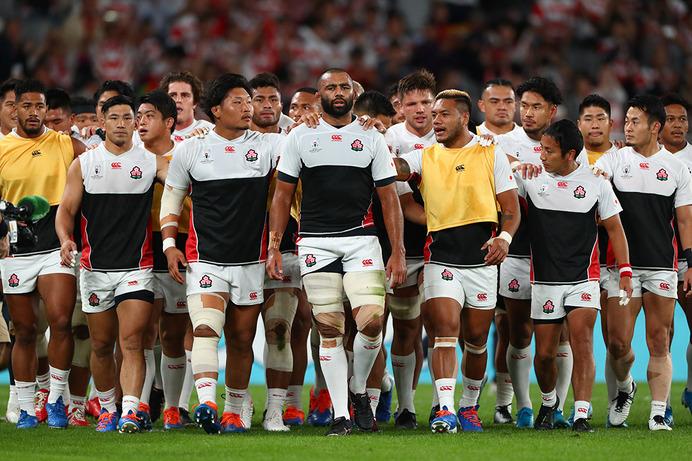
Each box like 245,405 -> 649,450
421,143 -> 499,232
151,149 -> 191,233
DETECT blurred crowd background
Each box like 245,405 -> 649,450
1,0 -> 691,133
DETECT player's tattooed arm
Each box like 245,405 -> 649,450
268,231 -> 283,250
393,157 -> 411,181
499,208 -> 514,231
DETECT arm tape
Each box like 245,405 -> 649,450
160,186 -> 186,223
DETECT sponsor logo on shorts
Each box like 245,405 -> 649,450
199,275 -> 212,288
305,254 -> 317,267
542,300 -> 555,314
441,269 -> 453,281
111,162 -> 121,169
282,275 -> 292,283
660,282 -> 670,291
639,162 -> 649,170
130,166 -> 143,179
362,259 -> 373,267
581,293 -> 591,301
88,293 -> 100,307
439,385 -> 453,391
128,280 -> 138,286
657,168 -> 668,181
225,146 -> 235,153
249,292 -> 258,300
508,278 -> 520,292
331,134 -> 342,141
245,149 -> 258,162
558,181 -> 568,189
351,139 -> 364,151
177,301 -> 187,309
477,293 -> 488,301
414,143 -> 424,149
201,151 -> 213,164
7,273 -> 19,287
574,185 -> 586,198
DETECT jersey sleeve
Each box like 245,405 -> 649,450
400,149 -> 423,176
371,133 -> 397,187
165,140 -> 194,190
397,181 -> 413,196
575,148 -> 589,166
266,133 -> 285,169
597,177 -> 623,220
276,130 -> 302,184
594,150 -> 614,179
494,144 -> 518,194
675,163 -> 692,208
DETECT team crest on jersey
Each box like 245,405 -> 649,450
199,275 -> 212,288
7,273 -> 19,288
543,300 -> 555,314
201,151 -> 213,164
130,166 -> 143,179
441,269 -> 453,281
508,279 -> 520,292
305,254 -> 317,267
245,149 -> 258,162
656,168 -> 668,181
88,293 -> 100,307
351,139 -> 364,151
573,185 -> 586,198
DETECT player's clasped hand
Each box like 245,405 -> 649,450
165,246 -> 188,285
266,247 -> 284,281
59,240 -> 78,268
481,231 -> 512,265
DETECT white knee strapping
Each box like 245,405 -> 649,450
388,293 -> 422,320
303,273 -> 344,315
434,337 -> 458,348
264,291 -> 298,372
187,293 -> 226,337
343,270 -> 386,310
191,335 -> 220,375
464,341 -> 487,355
72,337 -> 92,368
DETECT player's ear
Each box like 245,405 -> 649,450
567,149 -> 576,161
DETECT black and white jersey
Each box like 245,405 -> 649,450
277,119 -> 396,238
516,164 -> 622,284
673,143 -> 692,260
596,146 -> 692,270
166,129 -> 281,266
80,144 -> 157,271
476,122 -> 521,137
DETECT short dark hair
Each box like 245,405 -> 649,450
0,78 -> 20,101
398,69 -> 436,102
543,119 -> 584,158
249,72 -> 281,93
435,89 -> 472,117
481,78 -> 514,96
660,94 -> 691,112
15,78 -> 47,100
578,94 -> 611,118
139,90 -> 178,133
353,91 -> 396,118
160,70 -> 204,104
387,82 -> 400,100
93,80 -> 135,103
295,87 -> 317,96
516,77 -> 562,106
71,96 -> 95,115
202,73 -> 252,121
101,95 -> 136,116
627,94 -> 666,133
46,88 -> 72,113
317,68 -> 352,88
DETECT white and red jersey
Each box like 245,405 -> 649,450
385,123 -> 435,157
476,122 -> 521,137
516,163 -> 622,284
669,142 -> 692,263
80,144 -> 157,271
172,119 -> 214,144
596,146 -> 692,271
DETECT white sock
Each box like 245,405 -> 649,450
605,353 -> 617,407
381,368 -> 393,392
392,352 -> 416,412
366,387 -> 380,414
460,375 -> 483,409
616,375 -> 633,393
435,378 -> 456,410
140,349 -> 155,406
687,343 -> 692,389
266,388 -> 287,417
122,395 -> 140,415
555,344 -> 573,412
541,388 -> 557,408
153,343 -> 163,388
428,347 -> 439,406
574,400 -> 590,420
179,349 -> 194,410
8,384 -> 19,409
70,394 -> 86,412
346,349 -> 354,380
161,354 -> 186,409
37,371 -> 50,391
319,336 -> 349,419
350,332 -> 381,395
651,400 -> 666,419
496,372 -> 514,407
286,385 -> 303,411
97,387 -> 117,413
88,382 -> 98,401
47,366 -> 70,404
195,377 -> 217,406
507,344 -> 533,410
311,327 -> 328,392
224,387 -> 246,415
15,380 -> 36,415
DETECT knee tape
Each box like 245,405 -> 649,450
388,293 -> 421,320
434,337 -> 458,349
647,355 -> 673,390
303,273 -> 344,315
464,341 -> 487,355
187,293 -> 227,337
72,336 -> 92,368
264,292 -> 298,372
191,335 -> 220,375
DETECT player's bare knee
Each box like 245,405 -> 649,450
72,324 -> 90,340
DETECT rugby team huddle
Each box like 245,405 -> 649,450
0,64 -> 691,436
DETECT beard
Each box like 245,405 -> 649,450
19,118 -> 43,136
320,94 -> 354,118
252,111 -> 280,128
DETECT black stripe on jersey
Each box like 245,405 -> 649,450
12,205 -> 61,255
614,187 -> 677,270
188,174 -> 271,265
527,199 -> 599,283
403,180 -> 427,258
598,225 -> 609,265
425,222 -> 494,267
298,164 -> 378,237
81,185 -> 154,270
508,197 -> 531,257
152,231 -> 188,272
